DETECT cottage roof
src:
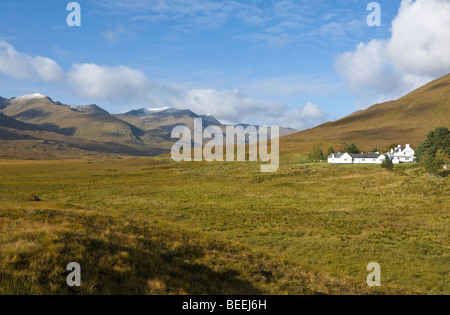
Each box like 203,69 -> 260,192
349,153 -> 381,159
329,153 -> 346,159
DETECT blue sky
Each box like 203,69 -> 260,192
1,0 -> 449,129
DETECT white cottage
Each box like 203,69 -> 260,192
389,144 -> 416,163
328,144 -> 415,164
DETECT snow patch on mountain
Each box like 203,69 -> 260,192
145,107 -> 171,113
10,93 -> 49,102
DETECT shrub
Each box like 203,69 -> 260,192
309,145 -> 324,161
381,155 -> 394,171
344,143 -> 360,154
325,147 -> 335,157
417,127 -> 450,175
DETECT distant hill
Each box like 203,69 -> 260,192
116,108 -> 298,138
0,94 -> 297,159
116,108 -> 222,134
281,74 -> 450,154
0,94 -> 167,144
0,113 -> 170,159
0,94 -> 173,158
8,73 -> 446,160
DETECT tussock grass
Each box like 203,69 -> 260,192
0,158 -> 448,294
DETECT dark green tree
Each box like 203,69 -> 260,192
310,145 -> 324,161
386,144 -> 398,152
381,155 -> 394,171
325,146 -> 335,157
416,127 -> 450,176
422,154 -> 443,175
416,127 -> 450,162
344,143 -> 360,154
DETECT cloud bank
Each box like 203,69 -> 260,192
0,41 -> 63,82
0,40 -> 326,130
335,0 -> 450,107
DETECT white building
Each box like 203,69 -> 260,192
328,144 -> 415,164
389,144 -> 416,163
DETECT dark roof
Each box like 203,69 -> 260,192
393,146 -> 406,153
328,152 -> 383,159
329,153 -> 345,158
349,153 -> 381,159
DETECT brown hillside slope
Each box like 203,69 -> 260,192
0,95 -> 173,156
0,114 -> 167,159
0,95 -> 149,143
281,74 -> 450,153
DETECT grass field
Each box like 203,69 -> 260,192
0,157 -> 448,295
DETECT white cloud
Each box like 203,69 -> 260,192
0,41 -> 63,82
336,0 -> 450,107
0,41 -> 327,130
67,64 -> 327,129
388,0 -> 450,75
271,102 -> 328,131
68,64 -> 148,100
180,89 -> 327,129
67,63 -> 184,107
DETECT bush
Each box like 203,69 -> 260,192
344,143 -> 360,154
309,145 -> 324,161
381,155 -> 394,171
326,147 -> 335,157
417,127 -> 450,162
417,127 -> 450,175
423,154 -> 443,176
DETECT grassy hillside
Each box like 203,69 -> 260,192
0,114 -> 171,159
116,109 -> 221,133
282,74 -> 450,154
0,158 -> 448,294
0,96 -> 173,151
116,109 -> 297,139
0,97 -> 174,157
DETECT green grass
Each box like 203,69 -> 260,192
0,158 -> 448,295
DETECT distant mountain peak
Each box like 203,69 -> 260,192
11,93 -> 49,102
146,107 -> 171,113
121,107 -> 197,118
69,104 -> 110,115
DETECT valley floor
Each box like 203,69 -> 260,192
0,158 -> 448,294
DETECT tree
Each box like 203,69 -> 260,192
326,146 -> 335,157
416,127 -> 450,162
386,144 -> 398,152
381,154 -> 394,171
422,153 -> 443,175
344,143 -> 360,154
371,148 -> 379,153
416,127 -> 450,175
310,145 -> 324,161
436,150 -> 450,170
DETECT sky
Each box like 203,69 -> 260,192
0,0 -> 450,130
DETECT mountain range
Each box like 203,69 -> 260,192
0,74 -> 449,159
0,93 -> 296,158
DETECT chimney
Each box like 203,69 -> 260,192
406,144 -> 410,149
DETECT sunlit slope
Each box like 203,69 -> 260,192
0,95 -> 173,156
281,74 -> 450,153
